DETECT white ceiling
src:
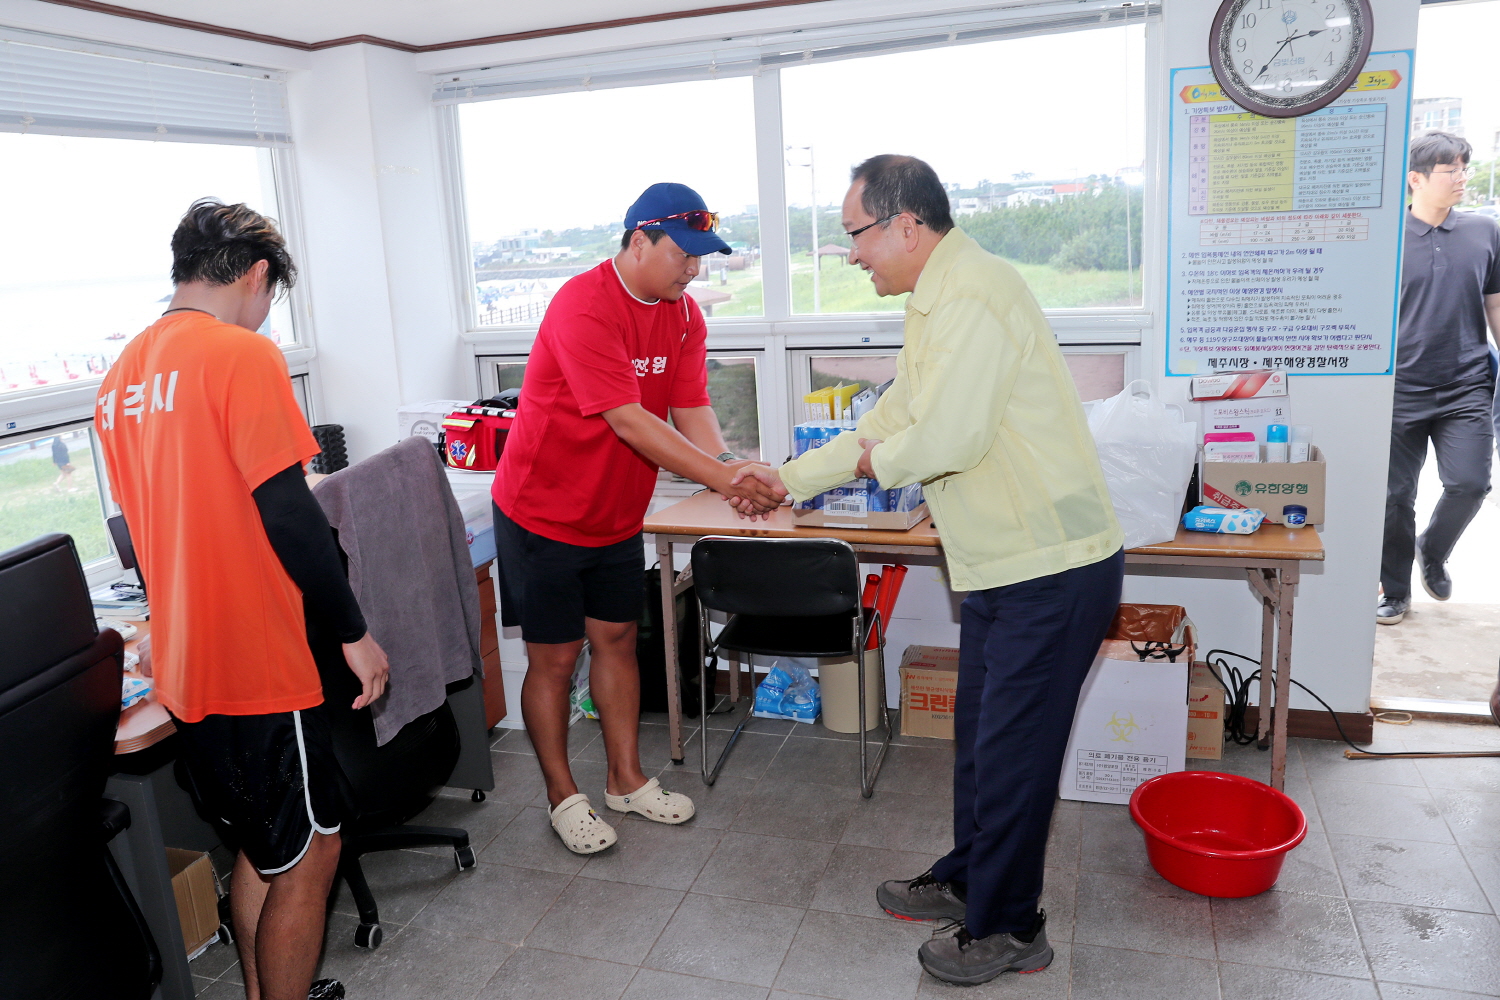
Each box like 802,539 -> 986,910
74,0 -> 769,47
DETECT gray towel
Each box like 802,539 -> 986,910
313,436 -> 482,746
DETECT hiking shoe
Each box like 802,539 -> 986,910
918,913 -> 1053,986
308,981 -> 345,1000
1416,536 -> 1452,601
1376,597 -> 1409,625
877,869 -> 966,921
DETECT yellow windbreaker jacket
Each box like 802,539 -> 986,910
779,228 -> 1123,591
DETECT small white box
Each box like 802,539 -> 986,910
397,400 -> 470,444
1060,640 -> 1188,805
1202,398 -> 1291,446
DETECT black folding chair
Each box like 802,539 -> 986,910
690,535 -> 892,797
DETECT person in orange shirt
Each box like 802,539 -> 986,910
96,200 -> 388,1000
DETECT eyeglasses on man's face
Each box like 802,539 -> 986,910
845,212 -> 924,241
1429,165 -> 1477,182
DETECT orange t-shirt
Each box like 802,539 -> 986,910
95,312 -> 323,721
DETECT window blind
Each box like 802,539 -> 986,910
432,0 -> 1158,104
0,28 -> 290,145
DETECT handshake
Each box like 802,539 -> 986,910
707,438 -> 882,521
711,461 -> 789,521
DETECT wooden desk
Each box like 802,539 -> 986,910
108,618 -> 176,755
643,492 -> 1325,791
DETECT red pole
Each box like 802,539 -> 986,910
875,564 -> 908,632
861,573 -> 881,609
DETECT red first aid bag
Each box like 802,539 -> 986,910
441,405 -> 514,471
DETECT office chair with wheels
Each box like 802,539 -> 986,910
310,626 -> 476,950
690,536 -> 893,797
0,533 -> 161,999
300,517 -> 476,951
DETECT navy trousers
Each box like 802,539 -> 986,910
929,549 -> 1124,937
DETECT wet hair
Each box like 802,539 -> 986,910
849,154 -> 954,236
620,228 -> 670,250
1409,130 -> 1472,175
170,198 -> 297,294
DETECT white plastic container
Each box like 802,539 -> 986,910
820,650 -> 883,733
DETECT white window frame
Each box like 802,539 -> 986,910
0,142 -> 312,437
448,3 -> 1161,462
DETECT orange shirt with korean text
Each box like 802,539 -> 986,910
94,312 -> 323,721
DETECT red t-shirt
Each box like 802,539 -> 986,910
493,260 -> 711,546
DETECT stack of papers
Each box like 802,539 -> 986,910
91,583 -> 148,618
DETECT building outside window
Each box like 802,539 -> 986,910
780,24 -> 1147,314
457,78 -> 762,325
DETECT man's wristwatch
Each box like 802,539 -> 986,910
716,452 -> 738,463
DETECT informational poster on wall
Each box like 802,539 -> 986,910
1165,51 -> 1412,376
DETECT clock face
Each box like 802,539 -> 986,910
1212,0 -> 1372,117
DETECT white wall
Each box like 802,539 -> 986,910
288,44 -> 469,463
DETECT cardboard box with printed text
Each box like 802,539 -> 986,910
899,644 -> 959,739
1199,445 -> 1325,525
1187,661 -> 1226,760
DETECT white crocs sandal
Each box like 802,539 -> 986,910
549,794 -> 617,854
604,778 -> 695,824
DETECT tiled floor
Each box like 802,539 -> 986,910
190,710 -> 1500,999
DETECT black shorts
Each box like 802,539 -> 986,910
172,705 -> 343,875
493,503 -> 644,644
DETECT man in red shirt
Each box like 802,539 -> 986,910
492,183 -> 784,853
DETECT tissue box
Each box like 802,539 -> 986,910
794,480 -> 927,529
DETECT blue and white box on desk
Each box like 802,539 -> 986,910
789,419 -> 927,528
794,479 -> 927,529
793,419 -> 856,456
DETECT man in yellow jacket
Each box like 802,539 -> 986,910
735,154 -> 1123,987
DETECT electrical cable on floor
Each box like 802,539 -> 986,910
1203,649 -> 1500,760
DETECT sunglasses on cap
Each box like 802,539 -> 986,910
634,209 -> 720,233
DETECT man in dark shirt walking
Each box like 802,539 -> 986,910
1380,131 -> 1500,625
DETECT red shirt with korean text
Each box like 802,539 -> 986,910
492,260 -> 711,546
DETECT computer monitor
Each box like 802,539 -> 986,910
105,513 -> 145,597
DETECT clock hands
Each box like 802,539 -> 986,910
1253,29 -> 1325,81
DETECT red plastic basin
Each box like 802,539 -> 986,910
1129,771 -> 1307,898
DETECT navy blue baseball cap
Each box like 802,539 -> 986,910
623,182 -> 732,256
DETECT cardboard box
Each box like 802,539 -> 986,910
899,645 -> 959,739
1187,662 -> 1226,760
165,848 -> 220,956
794,479 -> 928,530
1189,369 -> 1288,401
1060,639 -> 1189,805
1199,445 -> 1326,524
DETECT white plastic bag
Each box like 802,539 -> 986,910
1087,380 -> 1198,549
